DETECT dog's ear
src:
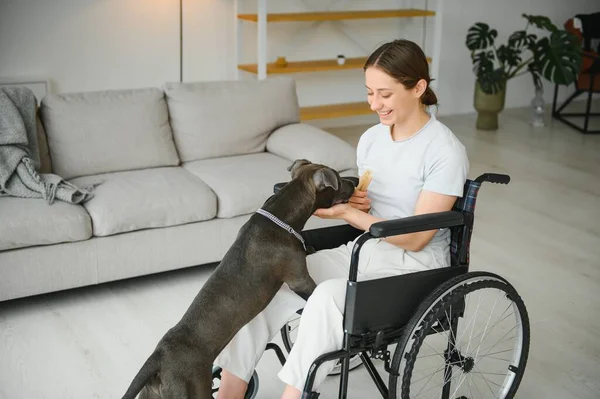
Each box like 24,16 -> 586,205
288,159 -> 311,178
313,168 -> 339,192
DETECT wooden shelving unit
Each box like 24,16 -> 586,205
234,1 -> 443,121
237,9 -> 435,22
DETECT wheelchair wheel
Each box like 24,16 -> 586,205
389,272 -> 530,399
211,366 -> 259,399
280,310 -> 363,375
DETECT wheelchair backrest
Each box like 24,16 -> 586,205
449,179 -> 481,268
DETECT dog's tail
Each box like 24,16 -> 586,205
121,352 -> 161,399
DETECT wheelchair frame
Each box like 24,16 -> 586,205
262,173 -> 520,399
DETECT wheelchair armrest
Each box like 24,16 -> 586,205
369,211 -> 464,238
348,211 -> 464,282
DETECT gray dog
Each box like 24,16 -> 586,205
121,159 -> 356,399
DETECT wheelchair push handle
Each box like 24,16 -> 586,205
475,173 -> 510,185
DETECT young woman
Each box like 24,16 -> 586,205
216,39 -> 469,399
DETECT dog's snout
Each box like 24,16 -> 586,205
337,179 -> 356,202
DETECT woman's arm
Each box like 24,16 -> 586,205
314,189 -> 457,252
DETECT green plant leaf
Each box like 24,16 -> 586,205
472,50 -> 495,76
466,23 -> 497,50
497,44 -> 522,68
508,30 -> 537,49
522,14 -> 558,32
478,68 -> 507,95
534,31 -> 582,85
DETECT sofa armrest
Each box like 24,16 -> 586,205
266,123 -> 356,172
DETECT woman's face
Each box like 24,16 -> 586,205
365,66 -> 425,126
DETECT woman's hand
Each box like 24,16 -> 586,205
313,203 -> 352,219
348,189 -> 371,212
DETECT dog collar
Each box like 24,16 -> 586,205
256,209 -> 306,252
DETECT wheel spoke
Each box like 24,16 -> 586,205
411,359 -> 466,384
450,370 -> 470,399
471,289 -> 503,360
421,339 -> 446,361
472,364 -> 502,395
423,367 -> 466,399
413,363 -> 445,397
470,372 -> 485,398
479,347 -> 515,360
462,289 -> 484,353
444,306 -> 458,345
468,305 -> 514,348
417,351 -> 446,359
476,324 -> 518,362
431,322 -> 451,343
411,364 -> 446,386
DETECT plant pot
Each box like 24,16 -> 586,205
473,81 -> 506,130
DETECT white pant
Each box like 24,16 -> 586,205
214,236 -> 448,392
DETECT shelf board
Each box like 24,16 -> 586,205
238,9 -> 435,22
239,57 -> 431,75
300,102 -> 372,120
239,57 -> 367,74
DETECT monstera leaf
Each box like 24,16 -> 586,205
534,31 -> 582,85
508,30 -> 537,50
466,23 -> 497,51
522,14 -> 558,32
477,69 -> 507,95
497,44 -> 522,69
472,50 -> 494,76
472,50 -> 507,94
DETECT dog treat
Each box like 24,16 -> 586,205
357,169 -> 372,191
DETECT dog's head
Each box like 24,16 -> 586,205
288,159 -> 356,209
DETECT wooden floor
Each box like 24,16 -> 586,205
1,107 -> 599,399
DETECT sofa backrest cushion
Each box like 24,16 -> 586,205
39,88 -> 180,180
164,77 -> 299,162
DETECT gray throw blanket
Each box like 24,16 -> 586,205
0,87 -> 98,204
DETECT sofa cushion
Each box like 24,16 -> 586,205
164,77 -> 300,162
39,88 -> 180,180
0,197 -> 92,251
266,123 -> 357,171
69,167 -> 217,237
183,153 -> 293,218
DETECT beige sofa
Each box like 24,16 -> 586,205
0,77 -> 358,302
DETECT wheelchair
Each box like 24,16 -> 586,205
212,173 -> 530,399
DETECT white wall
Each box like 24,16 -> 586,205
1,0 -> 597,121
0,0 -> 180,93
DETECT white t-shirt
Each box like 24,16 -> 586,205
356,114 -> 469,266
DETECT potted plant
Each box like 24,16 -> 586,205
466,14 -> 582,130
